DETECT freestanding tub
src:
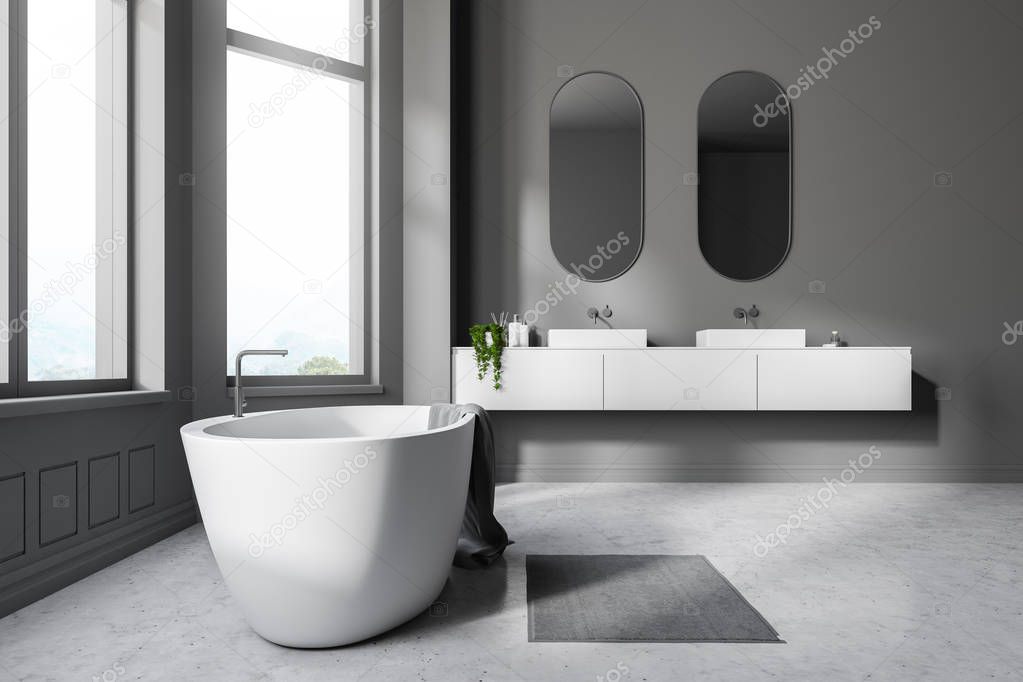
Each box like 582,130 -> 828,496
180,405 -> 475,648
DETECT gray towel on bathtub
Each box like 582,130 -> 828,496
428,403 -> 510,569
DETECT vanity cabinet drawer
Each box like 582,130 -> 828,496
451,349 -> 603,410
603,349 -> 757,411
757,349 -> 911,411
450,347 -> 911,411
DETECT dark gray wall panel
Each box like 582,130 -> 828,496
0,474 -> 25,562
129,447 -> 156,513
88,453 -> 120,528
459,0 -> 1023,482
39,464 -> 78,547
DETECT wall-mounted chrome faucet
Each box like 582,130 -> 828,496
733,305 -> 759,327
586,305 -> 613,326
234,349 -> 289,418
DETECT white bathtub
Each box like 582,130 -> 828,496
180,405 -> 475,648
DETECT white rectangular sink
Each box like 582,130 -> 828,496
547,328 -> 647,348
696,328 -> 805,348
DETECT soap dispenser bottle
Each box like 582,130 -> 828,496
517,316 -> 530,347
507,315 -> 523,348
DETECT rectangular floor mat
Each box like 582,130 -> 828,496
526,554 -> 784,643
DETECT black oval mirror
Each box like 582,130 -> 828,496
698,71 -> 791,281
549,72 -> 643,282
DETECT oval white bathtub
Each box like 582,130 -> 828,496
180,405 -> 475,648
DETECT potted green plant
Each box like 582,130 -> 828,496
469,322 -> 506,390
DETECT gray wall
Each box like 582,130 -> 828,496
404,0 -> 452,406
461,0 -> 1023,482
0,1 -> 197,617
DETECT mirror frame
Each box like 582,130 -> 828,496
548,71 -> 645,283
697,70 -> 793,282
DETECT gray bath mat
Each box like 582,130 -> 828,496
526,555 -> 783,643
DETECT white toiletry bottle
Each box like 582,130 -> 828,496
517,317 -> 530,347
507,315 -> 523,347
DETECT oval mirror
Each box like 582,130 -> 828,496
698,71 -> 791,281
549,72 -> 643,282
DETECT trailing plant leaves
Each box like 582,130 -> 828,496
469,323 -> 505,390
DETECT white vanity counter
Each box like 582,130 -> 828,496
451,346 -> 912,411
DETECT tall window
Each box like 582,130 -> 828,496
2,0 -> 130,398
226,1 -> 369,383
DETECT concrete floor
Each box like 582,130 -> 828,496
1,483 -> 1022,681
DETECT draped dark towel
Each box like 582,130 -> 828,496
428,403 -> 510,568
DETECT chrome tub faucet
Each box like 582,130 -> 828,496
234,349 -> 289,418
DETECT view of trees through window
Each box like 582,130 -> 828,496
225,1 -> 366,380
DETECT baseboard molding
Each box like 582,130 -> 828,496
0,501 -> 198,619
497,464 -> 1023,483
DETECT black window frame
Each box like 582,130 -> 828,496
3,0 -> 134,399
223,12 -> 373,390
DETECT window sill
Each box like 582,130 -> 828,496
226,384 -> 385,398
0,390 -> 172,419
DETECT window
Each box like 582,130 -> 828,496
2,0 -> 130,398
226,2 -> 370,385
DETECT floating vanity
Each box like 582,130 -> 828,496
451,331 -> 911,411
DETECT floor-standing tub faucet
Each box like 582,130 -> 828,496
234,349 -> 288,417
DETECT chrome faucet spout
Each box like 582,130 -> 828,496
733,305 -> 759,328
234,349 -> 289,418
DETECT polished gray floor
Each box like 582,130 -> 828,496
1,483 -> 1021,681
